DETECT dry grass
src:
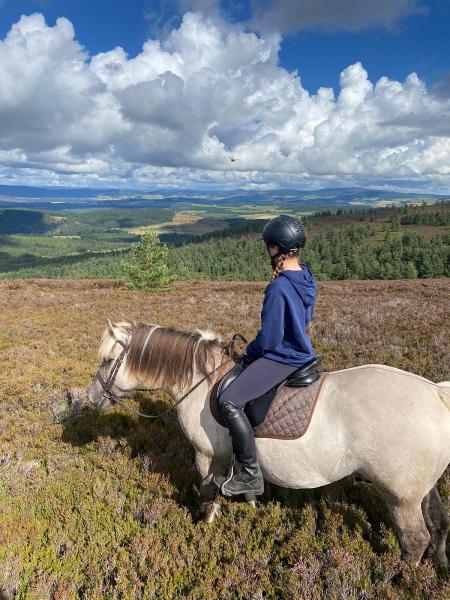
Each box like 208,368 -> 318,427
0,278 -> 448,599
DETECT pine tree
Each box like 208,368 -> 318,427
121,231 -> 173,291
403,261 -> 418,279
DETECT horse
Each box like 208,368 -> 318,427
86,320 -> 450,568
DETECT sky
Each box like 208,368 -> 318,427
0,0 -> 449,192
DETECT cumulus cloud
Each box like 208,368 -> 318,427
0,11 -> 450,190
250,0 -> 426,34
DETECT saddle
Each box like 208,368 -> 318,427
210,355 -> 327,440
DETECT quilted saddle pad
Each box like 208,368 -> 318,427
210,361 -> 328,440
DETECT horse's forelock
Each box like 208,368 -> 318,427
98,320 -> 133,360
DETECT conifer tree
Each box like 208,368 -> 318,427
403,261 -> 418,279
121,231 -> 173,291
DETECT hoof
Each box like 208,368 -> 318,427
201,501 -> 221,523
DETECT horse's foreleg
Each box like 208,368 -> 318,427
384,494 -> 431,565
195,451 -> 227,523
422,486 -> 450,570
244,492 -> 258,507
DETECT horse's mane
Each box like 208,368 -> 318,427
98,320 -> 224,392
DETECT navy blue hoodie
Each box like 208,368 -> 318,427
245,263 -> 317,367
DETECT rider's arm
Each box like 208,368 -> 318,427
305,278 -> 317,323
245,285 -> 286,357
305,298 -> 315,324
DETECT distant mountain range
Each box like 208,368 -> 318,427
0,184 -> 448,211
0,185 -> 122,199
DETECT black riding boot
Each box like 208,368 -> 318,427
219,400 -> 264,496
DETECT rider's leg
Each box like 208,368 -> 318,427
219,399 -> 264,496
218,357 -> 298,496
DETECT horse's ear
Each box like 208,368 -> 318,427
107,319 -> 116,337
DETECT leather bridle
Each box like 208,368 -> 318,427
96,336 -> 128,404
94,331 -> 247,420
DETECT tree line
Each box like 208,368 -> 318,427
1,201 -> 449,281
1,225 -> 448,281
169,225 -> 449,281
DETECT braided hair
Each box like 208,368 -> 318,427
271,248 -> 300,280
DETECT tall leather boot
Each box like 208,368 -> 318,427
219,400 -> 264,496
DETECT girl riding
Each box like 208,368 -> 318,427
218,214 -> 318,497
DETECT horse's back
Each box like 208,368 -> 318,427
327,363 -> 436,385
323,363 -> 448,425
253,362 -> 449,492
325,363 -> 441,402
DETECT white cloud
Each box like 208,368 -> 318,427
0,11 -> 450,191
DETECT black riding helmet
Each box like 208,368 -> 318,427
262,215 -> 306,260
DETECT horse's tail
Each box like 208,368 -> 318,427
437,382 -> 450,411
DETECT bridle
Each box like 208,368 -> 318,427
94,331 -> 247,420
96,336 -> 129,405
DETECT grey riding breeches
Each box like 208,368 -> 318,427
217,356 -> 299,409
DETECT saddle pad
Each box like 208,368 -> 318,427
210,362 -> 328,440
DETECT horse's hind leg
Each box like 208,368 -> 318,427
384,495 -> 431,565
422,486 -> 449,570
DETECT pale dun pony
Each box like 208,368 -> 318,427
87,321 -> 450,569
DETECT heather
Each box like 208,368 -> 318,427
0,278 -> 448,599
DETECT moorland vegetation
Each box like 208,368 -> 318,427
0,277 -> 448,598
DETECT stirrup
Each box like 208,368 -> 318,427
213,461 -> 234,490
219,463 -> 264,497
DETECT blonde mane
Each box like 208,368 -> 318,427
98,320 -> 224,392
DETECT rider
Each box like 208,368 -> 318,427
218,214 -> 318,497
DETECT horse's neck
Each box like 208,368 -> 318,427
172,380 -> 211,448
172,358 -> 231,446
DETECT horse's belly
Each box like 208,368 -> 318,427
256,435 -> 355,489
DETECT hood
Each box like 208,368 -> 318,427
279,265 -> 316,307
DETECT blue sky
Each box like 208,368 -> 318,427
0,1 -> 449,191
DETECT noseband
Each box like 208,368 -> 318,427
95,337 -> 129,406
94,331 -> 246,420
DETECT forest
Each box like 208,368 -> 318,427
170,226 -> 449,281
0,200 -> 448,281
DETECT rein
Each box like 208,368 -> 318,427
95,332 -> 247,420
